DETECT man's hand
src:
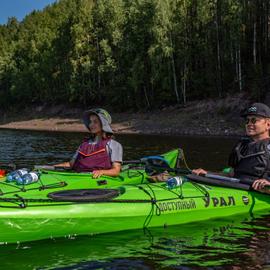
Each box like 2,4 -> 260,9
192,168 -> 208,176
252,179 -> 270,193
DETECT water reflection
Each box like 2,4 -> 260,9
0,214 -> 269,269
0,129 -> 237,171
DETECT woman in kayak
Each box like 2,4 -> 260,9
192,102 -> 270,194
55,108 -> 123,178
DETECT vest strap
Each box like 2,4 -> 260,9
78,148 -> 106,157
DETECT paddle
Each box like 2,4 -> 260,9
143,156 -> 255,190
142,155 -> 187,174
143,156 -> 250,184
34,155 -> 169,171
34,165 -> 71,171
0,163 -> 16,170
0,163 -> 17,174
0,163 -> 17,178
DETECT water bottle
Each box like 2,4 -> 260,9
6,171 -> 16,182
166,176 -> 185,189
17,172 -> 40,185
6,169 -> 29,183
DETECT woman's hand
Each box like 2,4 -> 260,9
192,168 -> 208,176
92,170 -> 105,178
92,163 -> 121,178
252,179 -> 270,193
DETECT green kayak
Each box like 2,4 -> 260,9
0,172 -> 269,244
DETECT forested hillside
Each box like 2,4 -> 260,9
0,0 -> 269,111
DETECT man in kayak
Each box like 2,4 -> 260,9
193,102 -> 270,194
55,108 -> 123,178
253,179 -> 270,194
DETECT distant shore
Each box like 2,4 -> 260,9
0,96 -> 249,136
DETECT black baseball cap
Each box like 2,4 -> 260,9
241,103 -> 270,118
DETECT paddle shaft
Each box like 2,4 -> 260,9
0,164 -> 16,172
35,156 -> 165,171
158,166 -> 253,185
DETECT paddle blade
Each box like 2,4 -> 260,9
143,156 -> 170,176
0,163 -> 16,172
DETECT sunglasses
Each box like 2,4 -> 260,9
245,117 -> 263,125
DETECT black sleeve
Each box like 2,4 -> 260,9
228,138 -> 249,168
228,147 -> 237,168
228,140 -> 243,168
263,142 -> 270,180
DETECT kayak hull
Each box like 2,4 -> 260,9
0,182 -> 269,244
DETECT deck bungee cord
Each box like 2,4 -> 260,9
0,175 -> 67,196
136,181 -> 210,229
0,171 -> 209,213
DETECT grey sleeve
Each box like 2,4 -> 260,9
108,140 -> 123,163
71,152 -> 78,162
71,147 -> 80,162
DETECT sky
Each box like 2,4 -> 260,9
0,0 -> 57,25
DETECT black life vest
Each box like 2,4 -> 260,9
228,137 -> 270,182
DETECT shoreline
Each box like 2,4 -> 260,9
0,95 -> 249,137
0,124 -> 241,137
0,115 -> 243,137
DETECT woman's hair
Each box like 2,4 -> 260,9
88,114 -> 113,139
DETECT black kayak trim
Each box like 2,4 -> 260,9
48,189 -> 120,202
186,174 -> 251,191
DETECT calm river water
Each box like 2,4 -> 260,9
0,129 -> 269,269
